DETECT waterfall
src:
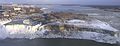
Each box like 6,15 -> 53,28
0,23 -> 47,39
0,19 -> 12,25
0,19 -> 119,44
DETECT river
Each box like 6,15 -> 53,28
0,5 -> 119,46
0,38 -> 118,46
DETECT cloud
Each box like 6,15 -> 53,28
0,0 -> 119,5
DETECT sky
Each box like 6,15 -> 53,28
0,0 -> 120,5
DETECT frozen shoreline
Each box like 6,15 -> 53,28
0,19 -> 119,44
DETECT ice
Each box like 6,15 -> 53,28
0,23 -> 45,39
0,19 -> 12,25
77,31 -> 117,44
0,19 -> 119,44
0,25 -> 8,39
67,19 -> 86,23
67,19 -> 119,32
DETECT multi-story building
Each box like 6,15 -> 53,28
0,6 -> 2,9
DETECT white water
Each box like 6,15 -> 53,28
0,23 -> 47,39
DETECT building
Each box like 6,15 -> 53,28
2,11 -> 10,16
0,10 -> 4,14
1,5 -> 44,17
0,6 -> 5,16
0,6 -> 2,9
14,7 -> 21,11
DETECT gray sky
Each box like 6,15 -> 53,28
0,0 -> 120,5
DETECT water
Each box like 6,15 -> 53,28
0,38 -> 118,46
37,5 -> 113,16
36,5 -> 97,12
0,5 -> 119,46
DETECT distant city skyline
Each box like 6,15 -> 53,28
0,0 -> 120,5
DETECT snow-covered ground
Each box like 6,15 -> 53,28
67,19 -> 119,32
0,19 -> 119,44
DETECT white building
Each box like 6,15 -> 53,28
14,7 -> 21,11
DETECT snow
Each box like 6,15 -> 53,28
0,19 -> 12,25
76,31 -> 117,44
87,13 -> 100,16
0,19 -> 119,44
5,24 -> 42,34
67,19 -> 86,23
67,19 -> 119,32
0,25 -> 8,39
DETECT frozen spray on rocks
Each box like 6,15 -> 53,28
0,19 -> 119,44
